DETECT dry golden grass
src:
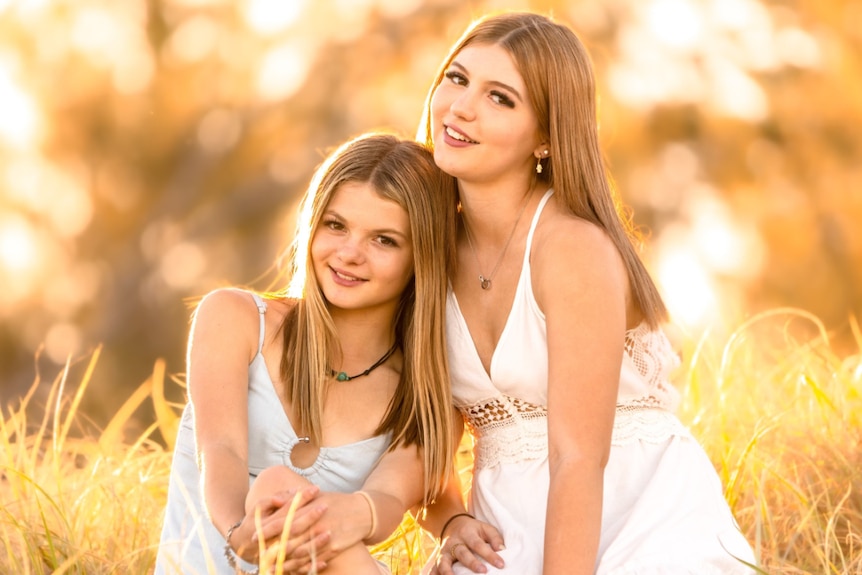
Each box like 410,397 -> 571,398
1,308 -> 860,574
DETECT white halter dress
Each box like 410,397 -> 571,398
444,190 -> 755,574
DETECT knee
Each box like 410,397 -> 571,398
246,466 -> 310,514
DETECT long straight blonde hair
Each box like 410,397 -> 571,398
417,12 -> 668,327
272,133 -> 456,503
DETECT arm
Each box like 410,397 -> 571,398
533,217 -> 628,575
189,289 -> 325,564
421,409 -> 505,575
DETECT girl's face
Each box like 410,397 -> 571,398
311,182 -> 414,315
430,43 -> 544,185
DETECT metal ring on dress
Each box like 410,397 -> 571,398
449,542 -> 467,561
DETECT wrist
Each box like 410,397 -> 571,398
440,512 -> 474,540
356,490 -> 378,543
223,519 -> 259,575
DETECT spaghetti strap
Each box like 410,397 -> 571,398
249,292 -> 267,355
522,189 -> 554,266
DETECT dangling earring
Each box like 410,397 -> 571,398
536,149 -> 549,174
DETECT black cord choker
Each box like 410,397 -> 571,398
330,342 -> 398,382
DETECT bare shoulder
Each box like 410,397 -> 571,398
195,287 -> 260,320
532,198 -> 623,270
530,198 -> 628,307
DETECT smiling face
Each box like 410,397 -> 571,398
430,43 -> 546,186
311,181 -> 414,316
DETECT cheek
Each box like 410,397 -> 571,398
309,234 -> 328,265
430,87 -> 449,122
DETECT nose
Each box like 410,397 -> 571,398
448,86 -> 477,121
335,235 -> 365,264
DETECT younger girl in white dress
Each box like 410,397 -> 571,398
417,11 -> 757,575
155,133 -> 457,574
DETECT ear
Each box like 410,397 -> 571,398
533,144 -> 550,159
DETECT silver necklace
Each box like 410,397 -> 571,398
462,192 -> 531,291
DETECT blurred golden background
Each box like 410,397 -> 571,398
1,0 -> 860,431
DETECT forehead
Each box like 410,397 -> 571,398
325,181 -> 409,226
451,43 -> 526,91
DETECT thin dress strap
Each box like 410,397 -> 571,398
249,292 -> 267,355
523,189 -> 555,265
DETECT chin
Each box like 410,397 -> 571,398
432,151 -> 465,179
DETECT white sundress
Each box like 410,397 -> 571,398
442,190 -> 756,574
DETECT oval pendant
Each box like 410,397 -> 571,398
480,276 -> 491,290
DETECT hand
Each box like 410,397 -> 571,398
238,486 -> 335,572
250,489 -> 375,572
431,515 -> 505,575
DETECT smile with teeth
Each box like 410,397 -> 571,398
333,268 -> 364,282
446,125 -> 478,144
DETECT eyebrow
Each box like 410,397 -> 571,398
323,209 -> 410,240
450,60 -> 524,103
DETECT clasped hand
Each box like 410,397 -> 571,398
231,486 -> 373,573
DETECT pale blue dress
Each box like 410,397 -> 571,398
155,293 -> 391,574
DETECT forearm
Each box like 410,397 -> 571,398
543,459 -> 604,575
199,446 -> 251,537
419,473 -> 468,538
359,489 -> 412,545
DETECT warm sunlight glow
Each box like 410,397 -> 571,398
656,244 -> 718,328
44,321 -> 83,364
160,241 -> 207,289
71,7 -> 118,65
707,57 -> 768,121
197,108 -> 242,154
688,195 -> 766,278
0,66 -> 40,148
6,158 -> 94,239
610,0 -> 783,119
646,0 -> 704,50
167,15 -> 220,64
378,0 -> 422,18
0,216 -> 38,273
256,42 -> 310,101
775,27 -> 821,68
244,0 -> 304,34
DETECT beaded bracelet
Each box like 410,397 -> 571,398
440,512 -> 474,540
223,519 -> 259,575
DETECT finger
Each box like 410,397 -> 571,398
464,536 -> 503,570
480,524 -> 506,553
434,553 -> 455,575
260,544 -> 317,573
294,559 -> 327,574
256,497 -> 329,540
283,530 -> 332,560
254,503 -> 327,542
451,542 -> 488,574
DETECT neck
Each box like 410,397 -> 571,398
458,177 -> 539,243
329,308 -> 398,367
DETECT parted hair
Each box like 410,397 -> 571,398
418,11 -> 668,327
275,132 -> 457,503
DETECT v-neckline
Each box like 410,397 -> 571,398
448,189 -> 554,380
449,277 -> 522,381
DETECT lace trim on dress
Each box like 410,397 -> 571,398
460,396 -> 691,469
461,395 -> 548,469
622,324 -> 681,412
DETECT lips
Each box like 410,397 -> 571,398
444,124 -> 478,144
330,266 -> 366,286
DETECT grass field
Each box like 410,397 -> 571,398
1,308 -> 860,574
